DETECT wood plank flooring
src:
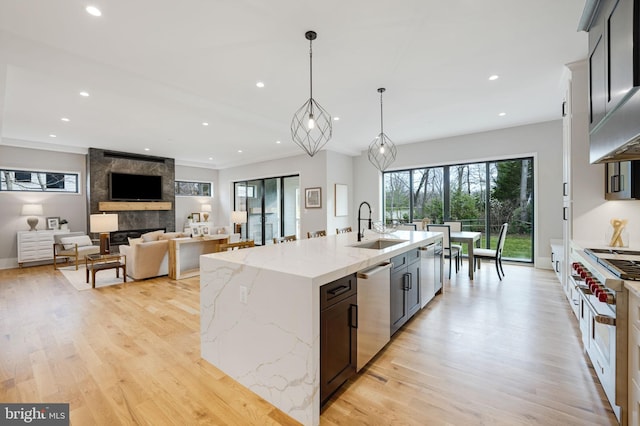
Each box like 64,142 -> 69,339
0,262 -> 618,425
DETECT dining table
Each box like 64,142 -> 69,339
450,231 -> 482,279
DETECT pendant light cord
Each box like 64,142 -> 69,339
309,39 -> 313,101
379,91 -> 384,141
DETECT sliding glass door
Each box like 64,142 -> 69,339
383,157 -> 534,262
234,175 -> 299,245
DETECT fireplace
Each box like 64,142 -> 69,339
109,228 -> 166,249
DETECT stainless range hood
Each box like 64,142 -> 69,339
590,87 -> 640,163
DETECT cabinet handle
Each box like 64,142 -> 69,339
561,101 -> 567,117
555,261 -> 560,273
563,207 -> 568,221
328,285 -> 349,296
563,182 -> 568,196
403,273 -> 410,291
350,304 -> 358,329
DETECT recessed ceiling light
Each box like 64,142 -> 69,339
238,150 -> 243,153
276,140 -> 281,144
498,112 -> 506,116
333,117 -> 340,121
86,6 -> 102,16
61,117 -> 70,122
489,75 -> 499,81
208,157 -> 213,160
256,81 -> 265,88
202,122 -> 209,126
79,91 -> 89,97
144,148 -> 150,151
49,134 -> 57,138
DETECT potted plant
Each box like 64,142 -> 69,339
59,219 -> 69,231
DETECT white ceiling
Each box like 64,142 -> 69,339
0,1 -> 588,169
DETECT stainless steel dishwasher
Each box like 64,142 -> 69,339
356,261 -> 392,371
420,240 -> 443,308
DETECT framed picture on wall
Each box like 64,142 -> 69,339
305,187 -> 322,209
191,225 -> 202,237
191,212 -> 201,223
46,217 -> 60,230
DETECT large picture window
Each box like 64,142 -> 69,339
383,157 -> 534,262
175,180 -> 212,197
0,169 -> 79,193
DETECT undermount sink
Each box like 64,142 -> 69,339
350,239 -> 408,250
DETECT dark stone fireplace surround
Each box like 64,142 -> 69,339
87,148 -> 176,243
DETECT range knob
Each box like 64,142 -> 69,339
598,291 -> 616,304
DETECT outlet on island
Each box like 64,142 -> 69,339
240,285 -> 248,304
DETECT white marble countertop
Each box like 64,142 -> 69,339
202,229 -> 442,286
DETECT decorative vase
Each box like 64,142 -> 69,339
606,218 -> 629,247
60,224 -> 69,231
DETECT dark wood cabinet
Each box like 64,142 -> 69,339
587,0 -> 638,130
605,160 -> 640,199
390,249 -> 421,336
320,273 -> 357,406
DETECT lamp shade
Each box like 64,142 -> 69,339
21,204 -> 43,216
231,211 -> 247,224
201,204 -> 212,213
90,213 -> 119,233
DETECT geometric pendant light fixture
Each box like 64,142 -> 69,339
291,30 -> 333,157
368,87 -> 397,172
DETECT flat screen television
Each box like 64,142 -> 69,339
109,172 -> 163,201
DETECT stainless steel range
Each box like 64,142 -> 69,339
570,244 -> 630,424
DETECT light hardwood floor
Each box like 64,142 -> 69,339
0,262 -> 618,425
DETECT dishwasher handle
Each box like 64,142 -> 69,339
357,262 -> 393,279
419,244 -> 436,251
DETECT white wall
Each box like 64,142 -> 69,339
325,151 -> 354,235
175,165 -> 217,231
0,144 -> 87,268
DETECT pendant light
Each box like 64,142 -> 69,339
291,31 -> 332,157
368,88 -> 397,172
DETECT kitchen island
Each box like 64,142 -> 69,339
200,230 -> 442,426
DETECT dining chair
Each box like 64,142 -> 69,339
336,227 -> 352,234
307,230 -> 327,238
444,221 -> 463,268
426,224 -> 460,279
218,240 -> 256,251
474,223 -> 509,280
273,235 -> 297,244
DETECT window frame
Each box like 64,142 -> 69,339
174,180 -> 213,197
0,167 -> 81,194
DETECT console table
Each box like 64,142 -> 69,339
168,235 -> 229,279
17,230 -> 70,267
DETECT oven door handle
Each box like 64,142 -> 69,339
594,314 -> 616,326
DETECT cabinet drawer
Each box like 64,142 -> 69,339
631,377 -> 640,426
320,274 -> 357,310
631,292 -> 640,330
631,323 -> 640,386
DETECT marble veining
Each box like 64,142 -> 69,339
200,230 -> 441,425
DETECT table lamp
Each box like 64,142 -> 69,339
231,210 -> 247,234
201,204 -> 212,222
22,203 -> 43,231
90,213 -> 119,255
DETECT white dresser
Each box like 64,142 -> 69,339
17,230 -> 70,267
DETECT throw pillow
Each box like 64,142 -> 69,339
128,237 -> 143,245
141,230 -> 165,242
60,235 -> 93,250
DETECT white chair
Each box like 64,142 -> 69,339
444,221 -> 464,268
474,223 -> 509,280
426,224 -> 460,279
